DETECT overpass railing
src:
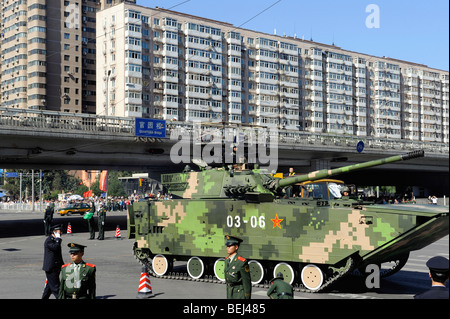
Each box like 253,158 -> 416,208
0,107 -> 448,155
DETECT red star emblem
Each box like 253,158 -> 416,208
271,214 -> 284,229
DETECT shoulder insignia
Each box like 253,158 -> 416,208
61,263 -> 70,268
237,256 -> 246,262
85,263 -> 95,268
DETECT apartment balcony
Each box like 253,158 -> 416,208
228,83 -> 242,91
255,77 -> 278,86
228,95 -> 242,104
160,74 -> 178,83
124,16 -> 142,25
125,30 -> 141,39
162,49 -> 179,58
125,43 -> 142,52
281,91 -> 299,99
163,114 -> 179,121
255,108 -> 277,117
420,74 -> 436,81
186,54 -> 210,64
125,57 -> 142,66
186,91 -> 210,100
227,36 -> 242,46
161,62 -> 178,71
304,94 -> 324,102
279,46 -> 298,56
308,63 -> 323,72
305,74 -> 322,81
255,42 -> 278,52
163,88 -> 179,96
186,78 -> 212,88
255,54 -> 278,64
162,37 -> 179,46
185,40 -> 210,51
283,112 -> 299,120
256,100 -> 278,107
211,69 -> 222,77
125,83 -> 142,91
210,105 -> 223,113
162,100 -> 179,109
125,97 -> 142,105
185,65 -> 209,75
327,57 -> 346,65
211,94 -> 223,101
280,80 -> 299,89
354,61 -> 366,69
420,108 -> 434,116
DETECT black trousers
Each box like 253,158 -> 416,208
87,217 -> 96,239
42,269 -> 60,299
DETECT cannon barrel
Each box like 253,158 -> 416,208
274,150 -> 425,190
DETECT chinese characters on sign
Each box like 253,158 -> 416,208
135,118 -> 167,139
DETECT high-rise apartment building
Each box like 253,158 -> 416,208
0,0 -> 135,113
97,2 -> 449,144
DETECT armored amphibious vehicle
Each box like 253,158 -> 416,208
128,150 -> 448,291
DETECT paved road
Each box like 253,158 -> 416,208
0,211 -> 448,300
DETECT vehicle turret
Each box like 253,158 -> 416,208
162,150 -> 425,199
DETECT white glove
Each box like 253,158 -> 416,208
54,232 -> 61,238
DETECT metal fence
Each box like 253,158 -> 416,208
1,107 -> 448,154
0,202 -> 63,212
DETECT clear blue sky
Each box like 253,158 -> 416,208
136,0 -> 449,71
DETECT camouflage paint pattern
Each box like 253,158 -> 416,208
129,151 -> 448,272
132,197 -> 448,267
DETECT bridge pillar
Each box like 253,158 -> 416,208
312,159 -> 330,171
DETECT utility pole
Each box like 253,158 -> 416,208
39,169 -> 42,209
31,169 -> 34,212
19,173 -> 22,203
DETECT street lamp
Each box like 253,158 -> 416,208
105,70 -> 111,117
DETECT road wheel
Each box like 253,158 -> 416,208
248,260 -> 265,284
213,258 -> 226,282
187,257 -> 205,279
152,255 -> 172,276
301,264 -> 324,291
273,262 -> 296,285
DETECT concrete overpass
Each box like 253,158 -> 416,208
0,107 -> 448,194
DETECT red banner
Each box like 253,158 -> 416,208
83,189 -> 93,198
99,171 -> 108,192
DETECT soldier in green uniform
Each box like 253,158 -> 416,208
43,203 -> 54,236
84,201 -> 96,240
224,235 -> 252,299
97,203 -> 106,240
267,272 -> 294,299
59,243 -> 96,299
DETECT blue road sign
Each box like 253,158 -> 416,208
135,118 -> 167,139
5,172 -> 19,178
357,141 -> 365,153
1,172 -> 43,178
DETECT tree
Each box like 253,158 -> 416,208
2,170 -> 83,200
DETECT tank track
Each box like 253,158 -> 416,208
133,245 -> 355,294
